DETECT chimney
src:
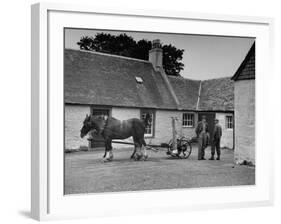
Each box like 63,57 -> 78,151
149,39 -> 163,70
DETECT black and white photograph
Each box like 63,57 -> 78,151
64,28 -> 255,195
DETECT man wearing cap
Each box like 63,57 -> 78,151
209,119 -> 222,160
195,115 -> 209,160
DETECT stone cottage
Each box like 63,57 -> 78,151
231,43 -> 255,164
64,40 -> 234,151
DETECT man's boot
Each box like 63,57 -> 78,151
209,155 -> 214,160
216,155 -> 220,160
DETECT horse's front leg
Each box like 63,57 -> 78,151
130,146 -> 136,159
141,146 -> 148,161
133,142 -> 144,161
141,138 -> 148,160
130,136 -> 137,159
103,139 -> 113,162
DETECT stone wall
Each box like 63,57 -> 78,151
234,80 -> 255,164
64,104 -> 90,150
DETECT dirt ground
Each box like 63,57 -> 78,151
64,145 -> 255,195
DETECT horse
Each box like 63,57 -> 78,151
80,114 -> 151,162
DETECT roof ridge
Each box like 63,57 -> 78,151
168,76 -> 232,82
168,76 -> 201,82
65,48 -> 152,64
201,77 -> 232,81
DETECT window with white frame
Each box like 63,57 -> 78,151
226,115 -> 233,129
182,113 -> 194,127
141,110 -> 154,137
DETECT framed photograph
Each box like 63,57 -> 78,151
31,2 -> 274,221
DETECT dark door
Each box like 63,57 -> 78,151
198,112 -> 215,139
90,109 -> 110,148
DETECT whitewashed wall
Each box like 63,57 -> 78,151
149,110 -> 180,145
181,113 -> 198,140
64,104 -> 90,150
64,105 -> 234,152
216,112 -> 234,149
148,110 -> 197,146
234,80 -> 255,164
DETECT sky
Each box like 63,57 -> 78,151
65,28 -> 255,80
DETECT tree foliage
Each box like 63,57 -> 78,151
77,33 -> 184,76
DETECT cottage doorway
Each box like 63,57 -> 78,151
89,108 -> 111,149
198,112 -> 215,140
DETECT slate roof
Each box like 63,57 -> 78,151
231,43 -> 255,81
64,49 -> 178,109
168,76 -> 234,111
167,76 -> 200,110
198,77 -> 234,111
65,49 -> 234,111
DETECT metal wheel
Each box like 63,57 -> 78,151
167,137 -> 192,159
179,137 -> 192,159
167,139 -> 180,158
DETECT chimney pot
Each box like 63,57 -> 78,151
152,39 -> 161,49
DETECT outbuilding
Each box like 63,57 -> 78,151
231,43 -> 255,164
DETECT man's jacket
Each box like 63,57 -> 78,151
213,124 -> 222,140
195,121 -> 209,137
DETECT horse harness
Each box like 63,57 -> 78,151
99,116 -> 109,136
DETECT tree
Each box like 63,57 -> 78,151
162,44 -> 184,76
131,39 -> 152,60
77,33 -> 184,76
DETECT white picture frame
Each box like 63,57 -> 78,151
31,2 -> 274,221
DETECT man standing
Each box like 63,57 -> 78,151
195,115 -> 209,160
209,119 -> 222,160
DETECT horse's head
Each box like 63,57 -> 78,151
80,114 -> 92,138
80,114 -> 107,138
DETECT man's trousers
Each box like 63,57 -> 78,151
198,132 -> 208,159
211,138 -> 221,156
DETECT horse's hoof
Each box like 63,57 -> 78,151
103,157 -> 113,162
143,155 -> 148,161
134,154 -> 142,161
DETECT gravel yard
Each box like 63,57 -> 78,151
64,145 -> 255,195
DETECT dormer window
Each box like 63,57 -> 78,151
135,76 -> 143,84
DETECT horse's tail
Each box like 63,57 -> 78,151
143,113 -> 151,127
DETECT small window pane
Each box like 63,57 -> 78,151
182,113 -> 194,127
226,116 -> 233,129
